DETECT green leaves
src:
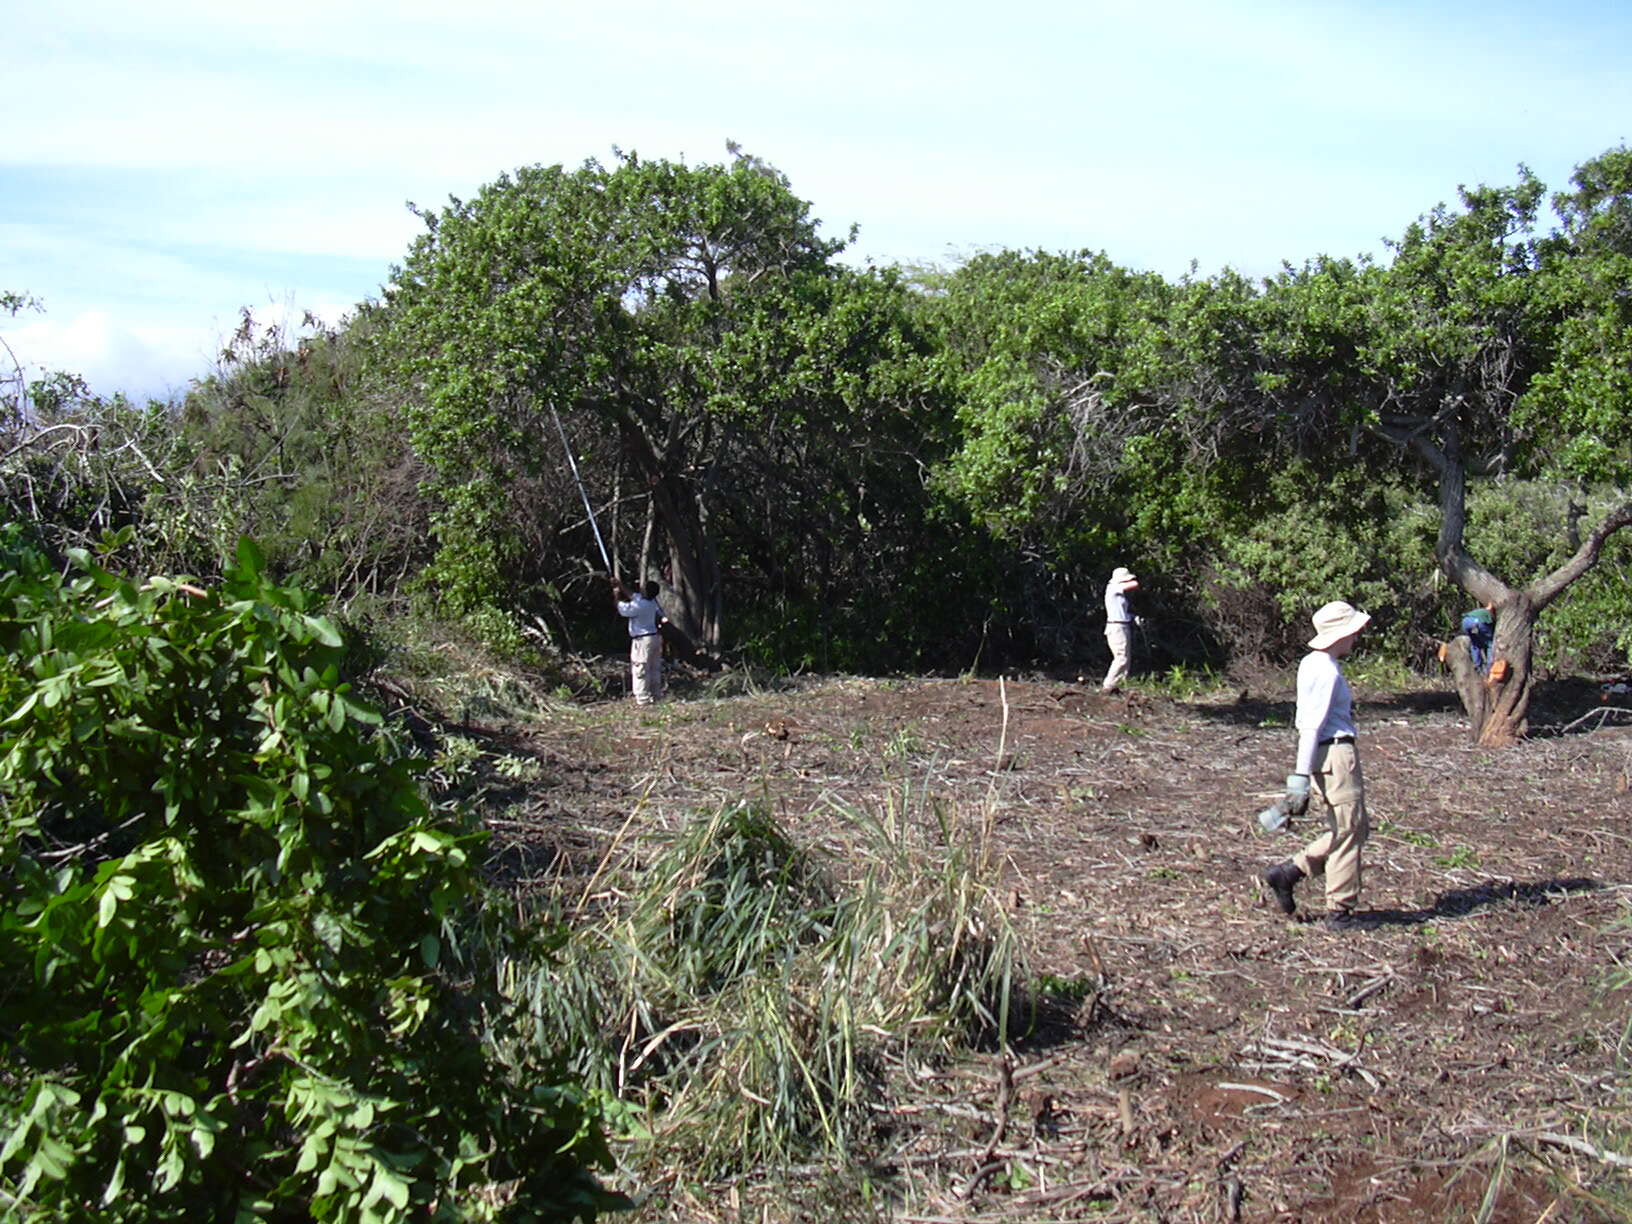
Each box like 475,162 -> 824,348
379,148 -> 863,638
924,248 -> 1176,558
1519,146 -> 1632,485
236,534 -> 267,576
0,540 -> 618,1220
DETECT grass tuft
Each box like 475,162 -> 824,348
498,791 -> 1023,1181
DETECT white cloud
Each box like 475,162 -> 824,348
7,0 -> 1632,400
6,300 -> 355,403
8,311 -> 206,401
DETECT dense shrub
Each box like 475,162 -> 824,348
1191,470 -> 1438,664
1463,481 -> 1632,674
0,535 -> 619,1221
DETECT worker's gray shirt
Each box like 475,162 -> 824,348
616,595 -> 662,636
1104,579 -> 1135,623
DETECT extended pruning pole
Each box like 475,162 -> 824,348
550,405 -> 612,573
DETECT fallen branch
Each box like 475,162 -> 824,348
1241,1033 -> 1382,1090
1558,706 -> 1632,735
1535,1131 -> 1632,1169
1344,972 -> 1396,1010
959,1051 -> 1016,1199
1215,1081 -> 1287,1102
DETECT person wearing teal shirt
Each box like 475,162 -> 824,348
1460,605 -> 1494,673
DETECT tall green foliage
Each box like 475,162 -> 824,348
381,148 -> 852,647
178,307 -> 433,600
707,265 -> 965,672
918,151 -> 1632,680
925,249 -> 1173,557
0,536 -> 618,1221
1524,148 -> 1632,484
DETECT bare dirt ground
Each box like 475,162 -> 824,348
469,666 -> 1632,1222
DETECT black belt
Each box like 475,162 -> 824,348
632,631 -> 660,638
1318,735 -> 1354,745
1108,620 -> 1132,625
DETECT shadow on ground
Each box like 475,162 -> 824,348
1355,876 -> 1602,929
1179,683 -> 1466,730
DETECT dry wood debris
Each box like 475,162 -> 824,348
479,672 -> 1632,1221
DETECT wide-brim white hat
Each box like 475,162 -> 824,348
1111,566 -> 1136,583
1308,600 -> 1371,649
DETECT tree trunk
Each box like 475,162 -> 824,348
1442,601 -> 1536,745
1477,602 -> 1535,746
610,408 -> 724,651
649,471 -> 721,650
1419,423 -> 1539,745
1441,636 -> 1490,742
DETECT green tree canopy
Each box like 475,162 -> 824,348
380,147 -> 854,648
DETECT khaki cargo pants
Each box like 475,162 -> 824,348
630,632 -> 664,705
1102,623 -> 1132,691
1292,740 -> 1369,913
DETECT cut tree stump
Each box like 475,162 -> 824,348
1439,635 -> 1491,742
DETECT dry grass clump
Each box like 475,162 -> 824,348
501,794 -> 1023,1186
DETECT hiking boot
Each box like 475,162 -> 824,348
1324,910 -> 1373,931
1262,862 -> 1303,915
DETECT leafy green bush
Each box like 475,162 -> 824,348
0,536 -> 620,1221
1536,545 -> 1632,674
1200,469 -> 1439,663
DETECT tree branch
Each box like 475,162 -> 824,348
1426,418 -> 1510,604
1528,498 -> 1632,610
0,423 -> 94,464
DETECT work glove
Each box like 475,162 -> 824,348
1284,773 -> 1311,816
1133,615 -> 1147,628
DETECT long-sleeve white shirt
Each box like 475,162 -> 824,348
1294,649 -> 1356,775
616,594 -> 663,637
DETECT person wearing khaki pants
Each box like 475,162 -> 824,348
1292,739 -> 1368,912
1262,600 -> 1373,931
1101,566 -> 1140,692
612,577 -> 667,705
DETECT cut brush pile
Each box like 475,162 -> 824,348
500,795 -> 1023,1188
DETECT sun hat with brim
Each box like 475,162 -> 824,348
1308,600 -> 1371,649
1111,567 -> 1136,583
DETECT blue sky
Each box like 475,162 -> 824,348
7,0 -> 1630,400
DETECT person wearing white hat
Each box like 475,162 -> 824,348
1101,566 -> 1141,692
1262,600 -> 1373,930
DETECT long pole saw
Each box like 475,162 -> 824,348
550,405 -> 612,574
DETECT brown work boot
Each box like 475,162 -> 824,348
1262,861 -> 1303,915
